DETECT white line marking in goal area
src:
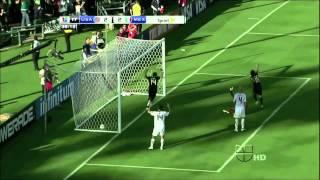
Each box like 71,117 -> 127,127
217,78 -> 311,172
63,1 -> 289,179
196,72 -> 311,80
83,75 -> 310,173
85,163 -> 219,173
248,32 -> 319,37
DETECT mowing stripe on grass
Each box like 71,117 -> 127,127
85,163 -> 219,173
248,18 -> 260,20
217,78 -> 311,172
63,1 -> 289,179
196,72 -> 312,80
248,32 -> 319,37
81,75 -> 309,174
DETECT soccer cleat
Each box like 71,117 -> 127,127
160,146 -> 163,150
255,101 -> 259,105
222,109 -> 230,114
148,146 -> 153,150
241,128 -> 246,132
234,129 -> 238,132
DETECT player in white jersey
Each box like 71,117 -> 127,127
147,104 -> 170,150
232,87 -> 247,132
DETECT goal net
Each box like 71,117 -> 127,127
70,37 -> 165,133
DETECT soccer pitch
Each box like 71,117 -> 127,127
0,0 -> 319,179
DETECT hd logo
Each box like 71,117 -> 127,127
235,145 -> 267,162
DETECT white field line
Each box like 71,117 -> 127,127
63,1 -> 290,179
85,75 -> 310,173
248,32 -> 319,37
196,72 -> 311,80
85,163 -> 219,173
217,78 -> 311,172
78,75 -> 311,173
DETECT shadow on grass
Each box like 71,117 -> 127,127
1,65 -> 318,179
1,47 -> 82,68
167,27 -> 319,63
168,53 -> 264,76
221,0 -> 285,15
0,101 -> 18,108
1,1 -> 319,179
0,91 -> 42,104
166,125 -> 234,149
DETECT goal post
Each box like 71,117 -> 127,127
70,37 -> 166,133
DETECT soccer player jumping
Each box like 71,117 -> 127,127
232,87 -> 247,132
250,64 -> 264,108
145,70 -> 160,109
147,104 -> 170,150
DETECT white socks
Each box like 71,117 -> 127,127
149,138 -> 155,149
235,118 -> 245,131
149,138 -> 164,150
235,119 -> 239,131
160,138 -> 164,150
241,118 -> 245,130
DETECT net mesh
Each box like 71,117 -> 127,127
70,37 -> 165,132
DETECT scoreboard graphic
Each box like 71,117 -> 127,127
59,16 -> 186,25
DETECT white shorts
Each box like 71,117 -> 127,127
234,106 -> 246,119
152,127 -> 165,137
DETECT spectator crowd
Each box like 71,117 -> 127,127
0,0 -> 96,31
82,30 -> 105,65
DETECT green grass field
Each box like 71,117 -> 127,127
0,0 -> 319,179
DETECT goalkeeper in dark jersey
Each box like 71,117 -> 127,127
145,70 -> 160,109
250,64 -> 264,108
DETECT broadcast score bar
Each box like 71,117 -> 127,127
59,16 -> 186,25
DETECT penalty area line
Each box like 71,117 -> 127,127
195,72 -> 312,80
85,163 -> 219,173
63,1 -> 289,179
216,78 -> 311,172
247,32 -> 319,37
82,74 -> 311,174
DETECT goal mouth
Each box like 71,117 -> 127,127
70,37 -> 166,133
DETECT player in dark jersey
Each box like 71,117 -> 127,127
250,64 -> 264,108
145,70 -> 160,109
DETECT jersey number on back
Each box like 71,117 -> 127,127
151,78 -> 157,85
238,96 -> 244,103
157,114 -> 164,120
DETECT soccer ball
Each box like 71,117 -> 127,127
121,92 -> 132,96
99,124 -> 105,129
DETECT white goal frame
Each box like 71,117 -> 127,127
70,37 -> 166,133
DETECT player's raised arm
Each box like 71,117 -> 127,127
144,69 -> 149,79
229,86 -> 234,98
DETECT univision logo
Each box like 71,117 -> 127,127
235,144 -> 267,162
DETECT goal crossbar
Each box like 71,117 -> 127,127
70,37 -> 166,133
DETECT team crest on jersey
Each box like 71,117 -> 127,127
235,144 -> 254,162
